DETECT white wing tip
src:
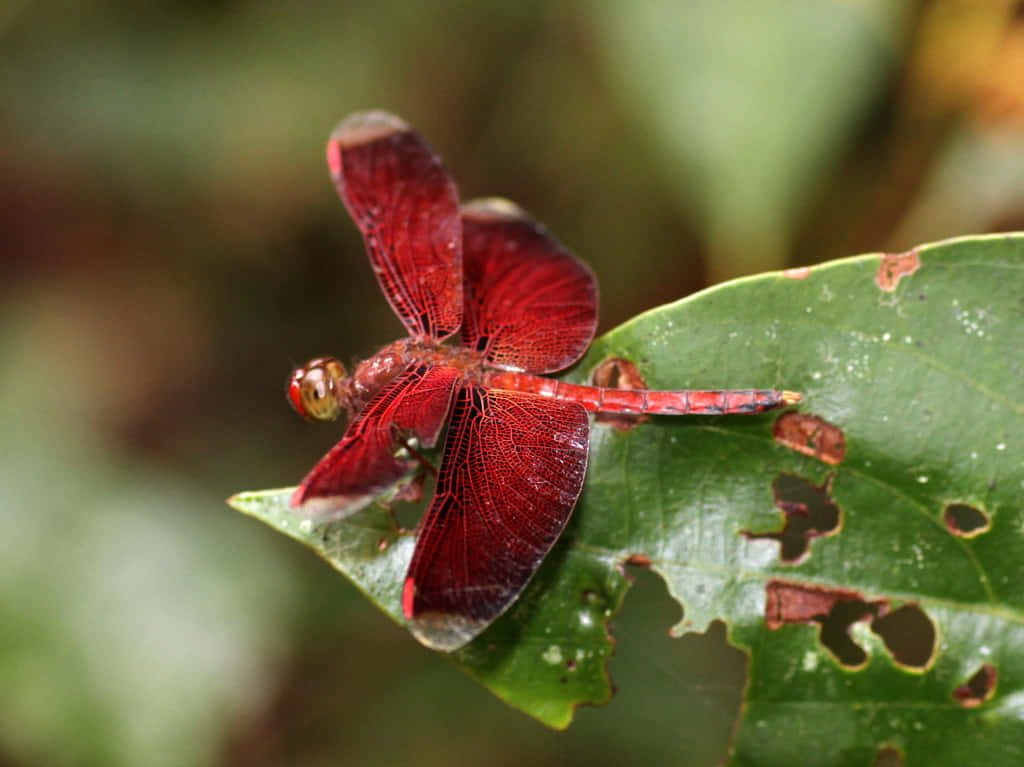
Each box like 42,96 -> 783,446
330,110 -> 411,149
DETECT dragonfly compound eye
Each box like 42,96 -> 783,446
288,357 -> 347,422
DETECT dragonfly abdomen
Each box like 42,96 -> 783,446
486,372 -> 800,415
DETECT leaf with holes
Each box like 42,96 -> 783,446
231,233 -> 1024,762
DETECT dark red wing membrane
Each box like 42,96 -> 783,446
461,199 -> 598,373
292,364 -> 460,519
403,385 -> 590,651
328,112 -> 462,340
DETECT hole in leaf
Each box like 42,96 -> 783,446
773,412 -> 846,465
612,567 -> 746,765
744,474 -> 840,563
875,248 -> 920,291
390,471 -> 435,532
953,664 -> 998,707
870,605 -> 936,669
818,599 -> 878,667
765,580 -> 885,668
943,503 -> 990,537
592,357 -> 650,431
874,745 -> 904,767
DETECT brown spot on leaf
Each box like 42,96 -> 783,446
954,664 -> 997,707
875,249 -> 920,291
743,474 -> 840,563
944,502 -> 991,537
874,746 -> 904,767
773,412 -> 846,465
624,553 -> 652,568
784,266 -> 811,279
765,580 -> 868,629
592,357 -> 650,431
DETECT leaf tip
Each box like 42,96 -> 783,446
226,486 -> 299,516
225,492 -> 248,512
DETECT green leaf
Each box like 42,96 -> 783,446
231,233 -> 1024,760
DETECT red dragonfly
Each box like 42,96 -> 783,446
288,111 -> 800,652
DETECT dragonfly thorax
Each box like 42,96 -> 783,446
289,340 -> 491,426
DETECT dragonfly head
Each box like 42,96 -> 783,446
287,356 -> 351,422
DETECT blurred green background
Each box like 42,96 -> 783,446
2,1 -> 1023,765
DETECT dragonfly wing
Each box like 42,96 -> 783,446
460,198 -> 598,374
328,112 -> 462,340
292,364 -> 460,520
403,385 -> 590,651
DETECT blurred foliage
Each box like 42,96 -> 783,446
1,0 -> 1022,765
